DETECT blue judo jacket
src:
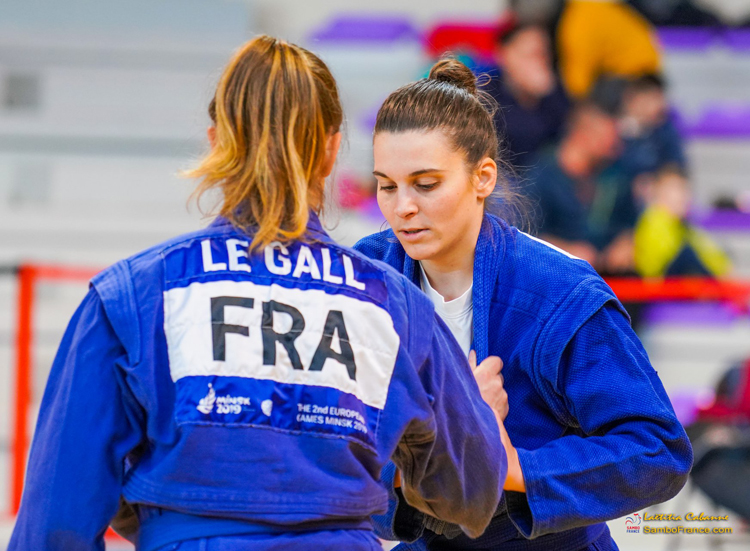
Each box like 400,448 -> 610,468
10,214 -> 506,551
354,213 -> 693,551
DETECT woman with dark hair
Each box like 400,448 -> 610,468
355,58 -> 693,551
9,37 -> 508,551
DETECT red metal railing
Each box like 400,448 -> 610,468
10,264 -> 101,515
606,277 -> 750,310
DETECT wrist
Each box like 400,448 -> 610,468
501,430 -> 525,493
504,448 -> 526,493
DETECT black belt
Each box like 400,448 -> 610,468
418,496 -> 608,551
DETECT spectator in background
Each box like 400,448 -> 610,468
526,101 -> 638,273
634,164 -> 731,277
687,357 -> 750,522
484,23 -> 570,170
628,0 -> 721,26
509,0 -> 564,27
692,0 -> 750,26
618,74 -> 687,181
557,0 -> 662,98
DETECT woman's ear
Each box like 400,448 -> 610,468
321,131 -> 343,178
475,157 -> 498,199
207,126 -> 217,149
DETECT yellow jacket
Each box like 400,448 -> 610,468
558,0 -> 662,98
634,205 -> 732,278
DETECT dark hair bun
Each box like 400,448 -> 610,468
428,58 -> 477,95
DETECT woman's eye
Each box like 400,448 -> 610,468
378,184 -> 396,192
417,182 -> 438,191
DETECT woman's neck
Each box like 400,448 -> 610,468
421,252 -> 475,302
419,208 -> 483,301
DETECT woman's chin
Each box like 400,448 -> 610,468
399,240 -> 437,262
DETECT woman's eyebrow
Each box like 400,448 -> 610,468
372,168 -> 443,178
409,168 -> 442,177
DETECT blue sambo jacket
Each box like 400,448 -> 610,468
10,214 -> 506,551
354,213 -> 693,551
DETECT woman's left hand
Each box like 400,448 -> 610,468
469,350 -> 525,492
469,350 -> 508,420
498,418 -> 526,493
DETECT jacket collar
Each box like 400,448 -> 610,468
472,214 -> 507,361
209,210 -> 332,242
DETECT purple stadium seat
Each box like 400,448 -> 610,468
657,26 -> 717,51
309,15 -> 420,44
688,104 -> 750,139
724,28 -> 750,52
694,210 -> 750,232
360,105 -> 379,133
643,302 -> 741,326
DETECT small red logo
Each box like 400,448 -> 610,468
626,513 -> 642,534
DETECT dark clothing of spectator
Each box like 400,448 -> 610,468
525,150 -> 639,250
484,73 -> 570,171
619,118 -> 687,179
690,447 -> 750,521
628,0 -> 722,26
687,360 -> 750,521
666,244 -> 713,276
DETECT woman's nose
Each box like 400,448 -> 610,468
394,189 -> 418,218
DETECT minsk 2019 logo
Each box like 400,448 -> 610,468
626,513 -> 642,534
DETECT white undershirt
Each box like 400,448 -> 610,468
419,263 -> 473,357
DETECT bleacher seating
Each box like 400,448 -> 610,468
305,16 -> 427,204
0,1 -> 253,268
0,0 -> 251,515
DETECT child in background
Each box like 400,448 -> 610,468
634,164 -> 731,277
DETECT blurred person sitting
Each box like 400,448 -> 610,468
526,101 -> 638,273
618,74 -> 687,182
634,164 -> 731,278
557,0 -> 662,98
484,22 -> 570,170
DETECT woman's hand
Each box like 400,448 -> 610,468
469,350 -> 508,421
469,350 -> 525,492
497,418 -> 526,492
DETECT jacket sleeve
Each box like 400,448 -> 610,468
506,303 -> 693,538
9,288 -> 145,551
370,462 -> 427,543
390,287 -> 507,540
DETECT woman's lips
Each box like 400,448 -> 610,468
398,228 -> 428,242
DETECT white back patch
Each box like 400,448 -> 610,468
164,280 -> 400,410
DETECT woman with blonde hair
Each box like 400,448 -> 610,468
10,36 -> 507,551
